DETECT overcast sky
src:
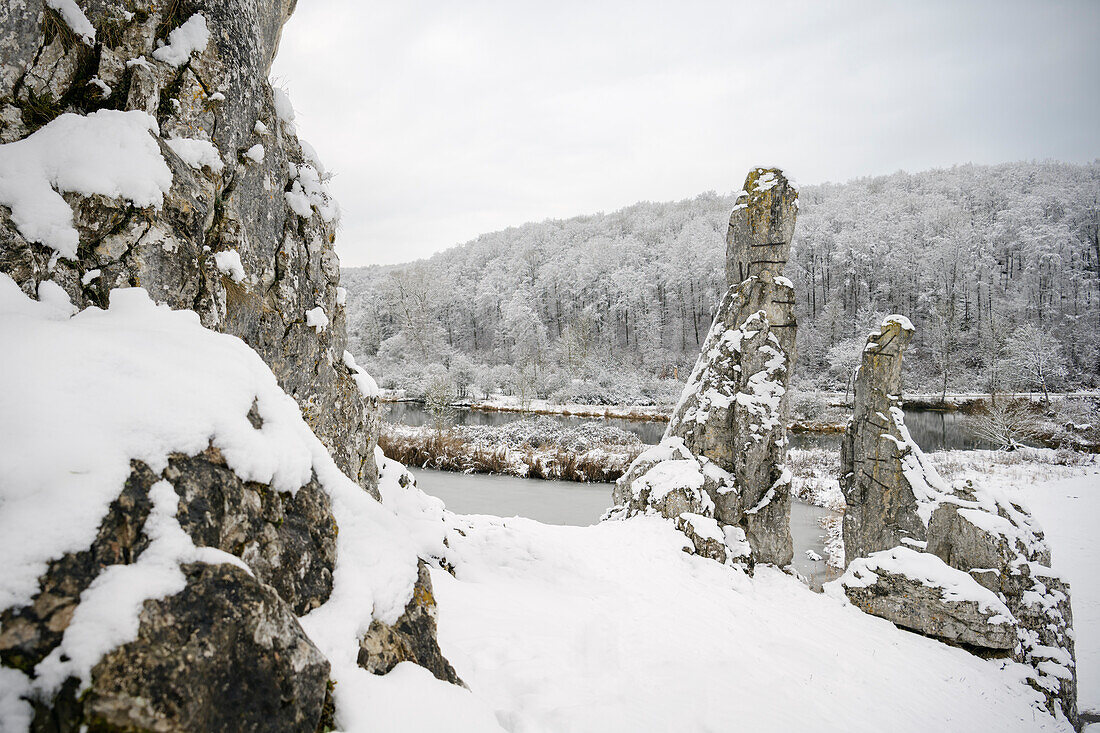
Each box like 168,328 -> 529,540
270,0 -> 1100,267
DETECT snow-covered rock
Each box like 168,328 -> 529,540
841,315 -> 948,563
0,0 -> 378,493
828,545 -> 1018,650
837,319 -> 1078,724
0,280 -> 468,729
0,2 -> 456,729
615,168 -> 798,567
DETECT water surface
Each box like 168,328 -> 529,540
390,402 -> 989,452
412,468 -> 841,588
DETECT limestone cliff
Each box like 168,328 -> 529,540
0,3 -> 457,730
0,0 -> 379,491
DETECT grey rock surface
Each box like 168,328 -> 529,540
926,483 -> 1077,724
358,561 -> 464,686
841,316 -> 944,565
0,2 -> 459,728
0,0 -> 379,492
80,562 -> 329,733
836,318 -> 1078,724
664,167 -> 798,566
838,549 -> 1018,651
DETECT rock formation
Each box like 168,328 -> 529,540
830,319 -> 1078,726
606,168 -> 797,567
0,2 -> 456,729
840,315 -> 945,564
0,0 -> 378,491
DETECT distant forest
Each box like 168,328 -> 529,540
342,161 -> 1100,404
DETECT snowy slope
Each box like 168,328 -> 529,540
433,513 -> 1072,732
0,278 -> 499,732
1021,472 -> 1100,715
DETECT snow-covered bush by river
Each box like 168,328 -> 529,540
379,418 -> 644,482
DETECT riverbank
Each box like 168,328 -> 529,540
378,419 -> 643,483
382,390 -> 1100,452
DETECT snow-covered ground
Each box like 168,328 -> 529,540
432,514 -> 1073,732
1019,473 -> 1100,715
424,459 -> 1098,732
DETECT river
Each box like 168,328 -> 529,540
396,400 -> 976,591
412,468 -> 841,590
386,401 -> 991,451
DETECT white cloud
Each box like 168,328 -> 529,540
271,0 -> 1100,266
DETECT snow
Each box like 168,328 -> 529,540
305,305 -> 329,332
285,163 -> 339,222
773,275 -> 794,288
343,350 -> 381,399
88,77 -> 111,98
273,87 -> 296,126
244,143 -> 265,164
679,512 -> 723,542
208,92 -> 226,102
152,13 -> 210,67
0,277 -> 497,731
336,286 -> 348,306
883,313 -> 915,331
254,120 -> 269,135
0,667 -> 32,733
125,55 -> 152,70
434,514 -> 1067,732
80,269 -> 101,285
752,169 -> 778,192
165,136 -> 224,173
630,459 -> 703,501
46,0 -> 95,44
828,545 -> 1014,620
213,249 -> 245,282
0,110 -> 171,259
1021,472 -> 1100,713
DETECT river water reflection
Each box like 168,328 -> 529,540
387,401 -> 990,452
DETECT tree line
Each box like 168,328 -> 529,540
342,161 -> 1100,403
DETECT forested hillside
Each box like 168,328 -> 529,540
343,161 -> 1100,403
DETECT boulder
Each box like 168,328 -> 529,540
358,561 -> 463,686
675,514 -> 729,564
831,546 -> 1017,651
926,483 -> 1077,723
78,563 -> 330,733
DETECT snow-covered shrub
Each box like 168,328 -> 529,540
965,399 -> 1042,449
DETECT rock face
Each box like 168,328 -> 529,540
840,315 -> 947,564
79,562 -> 330,733
834,319 -> 1078,725
605,169 -> 797,567
0,2 -> 457,729
1,454 -> 333,732
836,546 -> 1018,651
358,561 -> 463,686
0,0 -> 379,492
